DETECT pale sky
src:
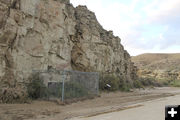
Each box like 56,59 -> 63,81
70,0 -> 180,56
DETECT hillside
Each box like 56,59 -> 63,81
132,53 -> 180,86
132,53 -> 180,71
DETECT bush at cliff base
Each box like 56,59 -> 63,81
138,77 -> 162,87
100,74 -> 119,91
100,74 -> 132,91
0,87 -> 28,103
27,73 -> 49,99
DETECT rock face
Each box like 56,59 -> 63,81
0,0 -> 137,102
72,6 -> 137,81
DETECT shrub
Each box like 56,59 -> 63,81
137,77 -> 162,87
119,83 -> 131,91
170,79 -> 180,87
100,74 -> 119,91
0,87 -> 28,103
99,74 -> 132,92
133,80 -> 143,88
27,73 -> 49,99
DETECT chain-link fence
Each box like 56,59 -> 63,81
31,69 -> 99,102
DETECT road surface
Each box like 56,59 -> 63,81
70,94 -> 180,120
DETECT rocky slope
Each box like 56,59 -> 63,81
132,53 -> 180,85
0,0 -> 137,102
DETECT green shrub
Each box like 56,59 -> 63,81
137,77 -> 163,87
170,79 -> 180,87
119,83 -> 131,91
119,78 -> 132,91
27,73 -> 49,99
99,74 -> 132,92
133,80 -> 143,88
100,74 -> 119,91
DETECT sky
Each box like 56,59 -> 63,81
70,0 -> 180,56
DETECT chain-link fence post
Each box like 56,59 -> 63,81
61,71 -> 65,102
97,72 -> 100,95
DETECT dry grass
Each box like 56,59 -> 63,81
132,53 -> 180,71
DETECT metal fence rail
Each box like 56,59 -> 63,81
32,70 -> 99,102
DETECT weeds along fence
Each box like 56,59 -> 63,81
31,70 -> 99,102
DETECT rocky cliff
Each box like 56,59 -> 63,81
0,0 -> 137,102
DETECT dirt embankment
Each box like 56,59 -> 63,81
0,87 -> 180,120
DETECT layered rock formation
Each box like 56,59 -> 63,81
0,0 -> 137,102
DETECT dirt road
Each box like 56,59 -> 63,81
70,92 -> 180,120
0,87 -> 180,120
